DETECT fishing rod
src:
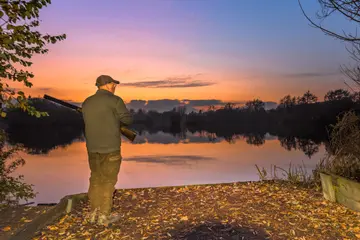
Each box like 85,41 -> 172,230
43,94 -> 137,142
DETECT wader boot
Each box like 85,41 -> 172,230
87,150 -> 122,226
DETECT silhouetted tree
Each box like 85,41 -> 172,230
224,103 -> 235,110
278,95 -> 297,109
297,90 -> 318,104
245,99 -> 265,111
351,91 -> 360,102
324,89 -> 351,101
208,105 -> 216,112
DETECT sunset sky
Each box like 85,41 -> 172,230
12,0 -> 357,110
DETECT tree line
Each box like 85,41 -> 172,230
2,88 -> 359,154
4,88 -> 360,133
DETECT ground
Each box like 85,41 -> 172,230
0,205 -> 52,240
31,181 -> 360,239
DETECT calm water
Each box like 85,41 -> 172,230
14,131 -> 325,204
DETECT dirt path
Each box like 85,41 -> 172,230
33,181 -> 360,239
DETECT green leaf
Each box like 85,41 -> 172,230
0,0 -> 66,121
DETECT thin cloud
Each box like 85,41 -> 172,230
37,87 -> 53,92
280,71 -> 339,78
121,75 -> 215,88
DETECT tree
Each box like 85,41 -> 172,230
224,102 -> 235,110
0,129 -> 36,207
207,105 -> 216,112
278,95 -> 297,108
351,91 -> 360,102
0,0 -> 66,206
245,99 -> 265,112
298,0 -> 360,87
297,90 -> 318,104
324,89 -> 351,101
1,0 -> 66,118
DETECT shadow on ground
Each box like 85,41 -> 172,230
162,221 -> 270,240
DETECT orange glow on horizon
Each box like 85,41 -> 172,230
7,27 -> 345,105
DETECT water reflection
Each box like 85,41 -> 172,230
244,134 -> 266,146
6,126 -> 324,159
6,125 -> 84,155
125,155 -> 216,165
6,126 -> 329,204
13,132 -> 325,204
278,136 -> 320,158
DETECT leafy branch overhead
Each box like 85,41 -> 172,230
0,0 -> 66,118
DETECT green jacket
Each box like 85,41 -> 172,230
82,89 -> 133,153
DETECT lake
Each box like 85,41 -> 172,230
14,131 -> 326,204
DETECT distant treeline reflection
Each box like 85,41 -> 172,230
3,89 -> 359,156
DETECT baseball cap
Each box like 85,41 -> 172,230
95,75 -> 120,87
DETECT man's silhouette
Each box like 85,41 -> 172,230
82,75 -> 133,226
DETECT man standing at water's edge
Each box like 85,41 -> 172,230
81,75 -> 133,226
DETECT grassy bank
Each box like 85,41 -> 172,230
33,181 -> 359,240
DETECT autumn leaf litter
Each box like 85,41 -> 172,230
33,181 -> 360,239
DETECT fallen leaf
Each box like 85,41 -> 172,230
2,226 -> 11,232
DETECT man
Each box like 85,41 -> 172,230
82,75 -> 133,226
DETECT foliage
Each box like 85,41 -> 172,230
315,110 -> 360,182
223,102 -> 235,110
244,98 -> 264,112
278,94 -> 297,109
351,91 -> 360,102
34,182 -> 360,239
0,0 -> 66,118
324,89 -> 351,102
0,129 -> 35,208
297,90 -> 318,104
255,162 -> 317,189
207,105 -> 216,111
0,0 -> 66,207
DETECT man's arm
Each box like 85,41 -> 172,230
115,97 -> 133,126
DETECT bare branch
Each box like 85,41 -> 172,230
298,0 -> 360,42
